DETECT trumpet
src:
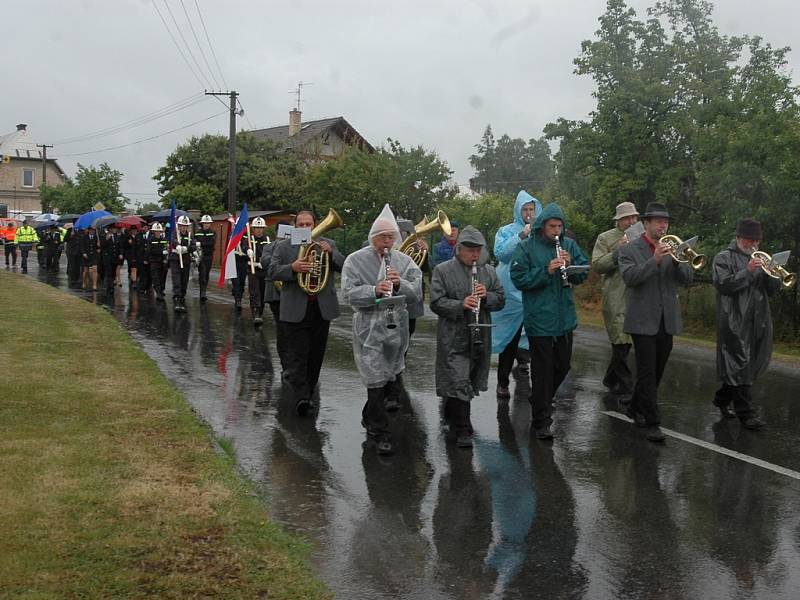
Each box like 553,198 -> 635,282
751,250 -> 796,288
659,234 -> 706,270
399,210 -> 451,268
297,208 -> 343,295
554,235 -> 570,288
380,247 -> 397,329
246,224 -> 256,274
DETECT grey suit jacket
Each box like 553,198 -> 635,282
618,236 -> 693,335
267,237 -> 344,323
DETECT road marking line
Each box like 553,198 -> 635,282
601,410 -> 800,481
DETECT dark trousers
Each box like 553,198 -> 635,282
37,247 -> 45,268
248,273 -> 266,314
282,302 -> 330,402
603,343 -> 633,394
198,257 -> 213,297
19,245 -> 31,271
170,259 -> 191,300
138,261 -> 152,292
45,246 -> 60,271
268,301 -> 288,370
103,261 -> 117,293
528,333 -> 573,428
362,381 -> 401,438
631,321 -> 673,426
5,243 -> 17,265
150,262 -> 167,299
67,253 -> 81,284
231,257 -> 249,299
714,384 -> 755,420
498,325 -> 524,387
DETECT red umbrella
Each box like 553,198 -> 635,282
115,215 -> 145,229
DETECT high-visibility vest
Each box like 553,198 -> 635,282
15,226 -> 39,244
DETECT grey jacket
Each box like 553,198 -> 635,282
267,237 -> 344,323
618,236 -> 693,335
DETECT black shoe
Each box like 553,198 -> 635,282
253,316 -> 263,326
234,298 -> 242,311
385,397 -> 400,412
496,384 -> 511,399
741,417 -> 764,430
646,425 -> 665,443
626,406 -> 647,427
456,433 -> 474,448
534,426 -> 553,440
715,403 -> 737,419
376,438 -> 393,455
295,399 -> 312,417
200,295 -> 207,303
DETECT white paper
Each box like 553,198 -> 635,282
290,227 -> 312,245
625,221 -> 645,242
277,224 -> 292,239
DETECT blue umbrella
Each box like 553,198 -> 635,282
74,209 -> 112,230
34,213 -> 60,222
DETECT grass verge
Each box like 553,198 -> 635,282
0,271 -> 330,599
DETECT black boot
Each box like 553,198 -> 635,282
452,399 -> 473,448
253,307 -> 263,326
234,297 -> 242,311
362,388 -> 392,454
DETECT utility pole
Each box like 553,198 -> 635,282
36,143 -> 53,213
206,90 -> 239,213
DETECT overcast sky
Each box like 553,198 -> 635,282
3,0 -> 798,207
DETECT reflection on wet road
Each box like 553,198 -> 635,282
24,261 -> 800,599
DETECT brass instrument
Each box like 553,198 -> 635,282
297,208 -> 344,295
399,210 -> 451,267
751,250 -> 796,288
554,235 -> 570,288
659,234 -> 706,270
246,224 -> 256,274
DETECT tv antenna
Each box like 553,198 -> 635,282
290,81 -> 314,111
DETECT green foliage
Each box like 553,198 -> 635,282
42,163 -> 127,214
469,125 -> 555,195
136,201 -> 161,214
440,192 -> 513,255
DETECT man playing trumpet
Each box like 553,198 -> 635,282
618,202 -> 693,443
711,218 -> 781,430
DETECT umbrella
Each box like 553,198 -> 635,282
151,208 -> 191,222
34,220 -> 60,231
74,210 -> 112,230
57,213 -> 81,223
92,215 -> 119,229
34,213 -> 60,222
115,215 -> 145,229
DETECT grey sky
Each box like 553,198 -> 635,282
3,0 -> 798,207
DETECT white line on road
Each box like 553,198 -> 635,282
602,410 -> 800,481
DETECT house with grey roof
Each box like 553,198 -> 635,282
0,124 -> 66,218
248,110 -> 374,162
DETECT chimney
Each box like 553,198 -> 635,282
16,123 -> 27,131
289,110 -> 302,136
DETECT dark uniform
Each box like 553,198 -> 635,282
147,235 -> 169,301
100,230 -> 123,294
168,230 -> 193,311
194,227 -> 216,301
136,228 -> 152,294
230,244 -> 249,310
261,240 -> 287,367
80,230 -> 100,289
44,227 -> 63,272
243,234 -> 270,322
36,230 -> 47,269
120,229 -> 138,285
65,228 -> 83,285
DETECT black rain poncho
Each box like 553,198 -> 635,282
713,241 -> 781,386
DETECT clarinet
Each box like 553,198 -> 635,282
382,248 -> 397,329
555,234 -> 570,288
470,261 -> 483,346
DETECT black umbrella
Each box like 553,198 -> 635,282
57,213 -> 81,223
92,215 -> 119,229
151,208 -> 191,222
34,220 -> 60,231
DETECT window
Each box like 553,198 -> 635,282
22,169 -> 34,188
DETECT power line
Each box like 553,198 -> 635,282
59,111 -> 227,157
179,0 -> 220,90
161,0 -> 215,90
53,94 -> 208,145
237,97 -> 255,129
194,0 -> 228,90
150,0 -> 208,90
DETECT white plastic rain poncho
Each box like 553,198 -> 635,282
342,205 -> 423,388
490,190 -> 542,353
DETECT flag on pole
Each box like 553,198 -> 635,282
168,199 -> 177,251
217,203 -> 249,287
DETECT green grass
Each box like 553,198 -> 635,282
0,270 -> 331,599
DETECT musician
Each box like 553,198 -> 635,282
169,215 -> 193,313
341,204 -> 422,455
99,227 -> 123,295
430,219 -> 460,268
591,201 -> 640,398
260,221 -> 292,370
712,218 -> 780,430
243,217 -> 271,325
618,202 -> 693,443
79,226 -> 99,291
194,215 -> 216,302
430,226 -> 504,447
268,210 -> 344,416
492,190 -> 541,399
146,222 -> 169,302
510,203 -> 589,440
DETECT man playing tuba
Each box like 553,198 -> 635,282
268,210 -> 344,416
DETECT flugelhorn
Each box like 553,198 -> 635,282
297,208 -> 344,295
751,250 -> 796,288
659,234 -> 706,270
399,210 -> 451,268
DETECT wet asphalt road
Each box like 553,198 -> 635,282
19,258 -> 800,600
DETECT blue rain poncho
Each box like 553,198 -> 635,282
490,191 -> 542,353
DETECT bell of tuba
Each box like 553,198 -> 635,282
297,208 -> 344,295
751,250 -> 796,288
399,210 -> 451,268
659,234 -> 706,270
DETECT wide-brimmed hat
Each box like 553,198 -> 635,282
613,201 -> 639,221
642,202 -> 671,220
736,218 -> 762,240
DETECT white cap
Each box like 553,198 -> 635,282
177,215 -> 191,226
251,217 -> 266,228
200,214 -> 213,223
151,222 -> 164,232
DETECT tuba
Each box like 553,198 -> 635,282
398,210 -> 451,268
751,250 -> 796,288
297,208 -> 344,295
659,234 -> 706,270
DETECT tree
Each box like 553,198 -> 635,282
154,132 -> 307,213
469,125 -> 555,195
42,163 -> 127,214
